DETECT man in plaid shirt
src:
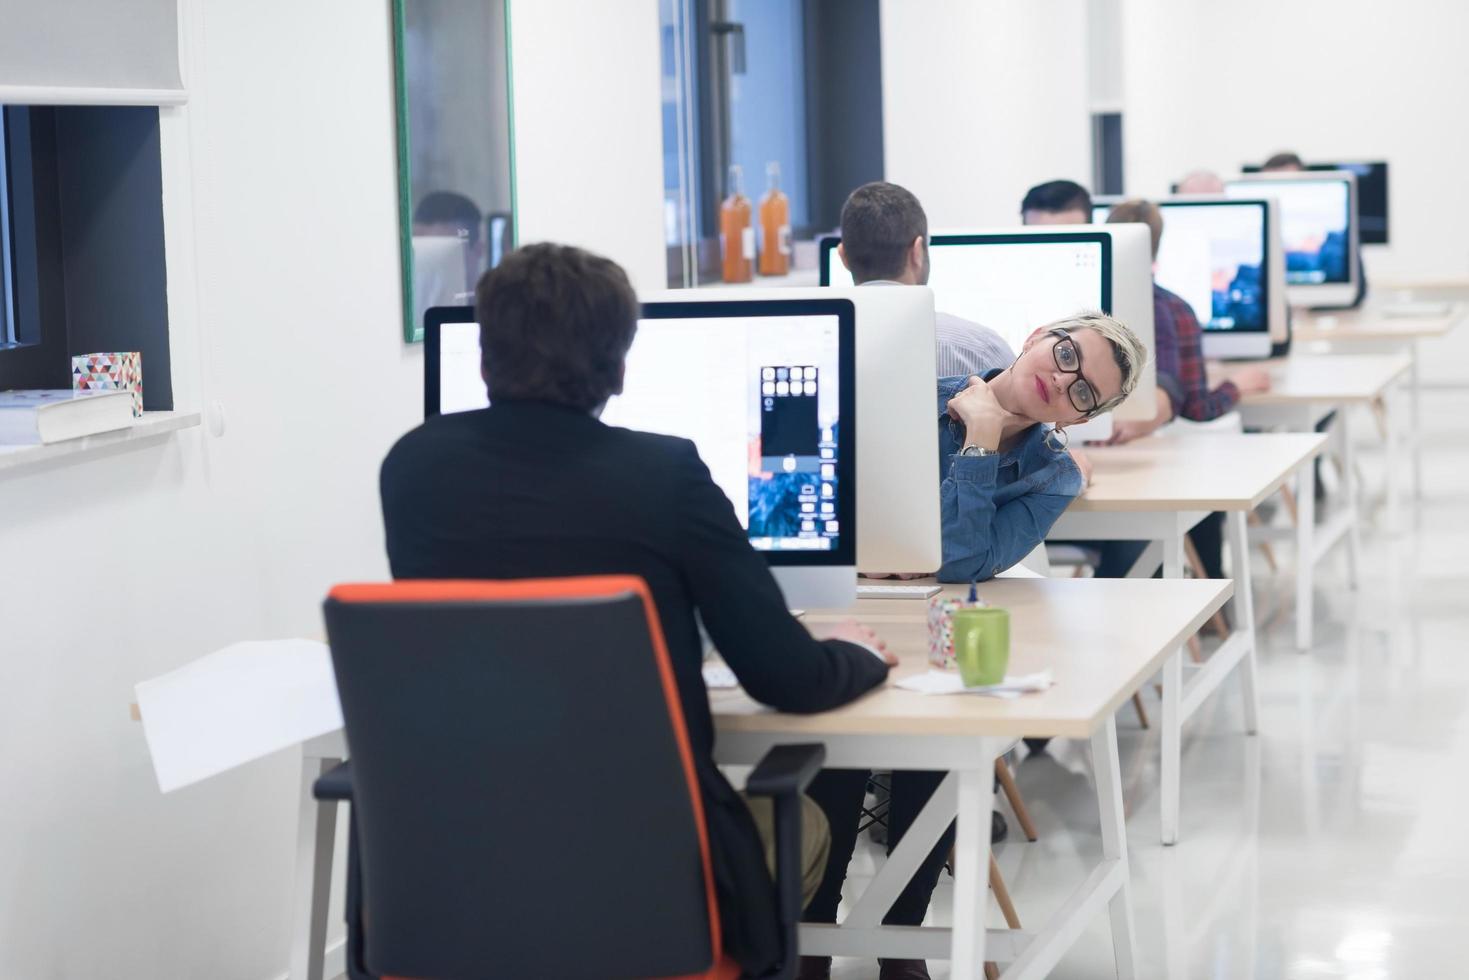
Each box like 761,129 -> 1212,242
1091,199 -> 1271,578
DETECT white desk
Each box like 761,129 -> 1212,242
1046,432 -> 1325,844
1292,304 -> 1465,501
712,577 -> 1231,979
282,578 -> 1229,980
1225,353 -> 1411,626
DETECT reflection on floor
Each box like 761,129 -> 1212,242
827,390 -> 1469,979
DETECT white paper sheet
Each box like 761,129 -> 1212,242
895,669 -> 1054,699
135,639 -> 343,793
702,663 -> 739,689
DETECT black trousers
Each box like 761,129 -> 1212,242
1091,510 -> 1226,580
802,768 -> 956,927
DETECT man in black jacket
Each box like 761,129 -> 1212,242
380,242 -> 893,976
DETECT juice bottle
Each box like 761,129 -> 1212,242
720,164 -> 754,283
758,161 -> 791,277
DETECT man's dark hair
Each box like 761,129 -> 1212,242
475,243 -> 639,411
414,190 -> 482,243
1020,179 -> 1093,216
1262,151 -> 1304,171
838,181 -> 928,283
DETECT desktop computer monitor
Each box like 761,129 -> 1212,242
1094,197 -> 1283,359
1245,160 -> 1388,245
665,286 -> 941,575
423,299 -> 859,610
819,225 -> 1158,423
1226,171 -> 1359,308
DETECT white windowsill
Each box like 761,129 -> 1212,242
694,266 -> 821,289
0,410 -> 202,476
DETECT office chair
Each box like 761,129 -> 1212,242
317,576 -> 822,980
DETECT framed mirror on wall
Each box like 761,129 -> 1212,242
392,0 -> 516,343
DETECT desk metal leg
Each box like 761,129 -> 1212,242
1092,716 -> 1138,979
1411,340 -> 1424,503
1340,411 -> 1363,587
289,753 -> 341,980
1160,530 -> 1185,846
1385,384 -> 1402,535
1296,456 -> 1316,651
1227,511 -> 1261,733
951,763 -> 996,978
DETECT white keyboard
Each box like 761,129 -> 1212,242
1382,301 -> 1452,318
857,584 -> 941,599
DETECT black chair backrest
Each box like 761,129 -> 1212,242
324,577 -> 722,980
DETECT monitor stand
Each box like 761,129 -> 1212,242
1202,332 -> 1272,360
773,566 -> 856,612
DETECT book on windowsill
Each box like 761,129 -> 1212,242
0,389 -> 135,445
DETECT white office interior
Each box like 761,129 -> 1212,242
3,1 -> 1469,978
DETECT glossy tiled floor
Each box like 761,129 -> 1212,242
828,392 -> 1469,979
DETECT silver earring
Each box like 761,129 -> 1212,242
1044,425 -> 1070,452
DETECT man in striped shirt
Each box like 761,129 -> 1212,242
834,181 -> 1015,375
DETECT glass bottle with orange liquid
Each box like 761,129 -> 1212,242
758,161 -> 791,277
720,164 -> 754,283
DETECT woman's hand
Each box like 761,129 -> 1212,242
946,376 -> 1008,451
1105,417 -> 1160,445
1069,447 -> 1094,487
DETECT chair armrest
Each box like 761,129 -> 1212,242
313,761 -> 353,801
744,743 -> 825,799
745,744 -> 826,980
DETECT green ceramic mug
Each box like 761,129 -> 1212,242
951,607 -> 1010,687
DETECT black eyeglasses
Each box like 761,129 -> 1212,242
1047,328 -> 1100,416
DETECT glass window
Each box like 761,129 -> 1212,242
660,0 -> 809,287
1091,112 -> 1124,197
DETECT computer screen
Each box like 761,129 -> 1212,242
1226,176 -> 1352,286
423,300 -> 857,566
1244,161 -> 1387,244
1100,200 -> 1269,335
1155,201 -> 1268,334
820,232 -> 1109,356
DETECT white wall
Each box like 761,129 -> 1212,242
0,0 -> 673,975
880,0 -> 1091,228
1119,0 -> 1469,287
508,0 -> 667,289
0,2 -> 410,977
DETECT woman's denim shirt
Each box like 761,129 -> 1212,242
936,374 -> 1084,582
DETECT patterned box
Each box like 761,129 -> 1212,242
927,593 -> 986,669
72,352 -> 143,417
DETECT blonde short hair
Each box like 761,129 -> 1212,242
1048,310 -> 1148,414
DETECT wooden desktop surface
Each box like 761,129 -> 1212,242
1213,352 -> 1411,406
1068,432 -> 1326,512
1293,304 -> 1466,343
710,577 -> 1231,740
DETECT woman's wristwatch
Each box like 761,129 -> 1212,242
958,445 -> 997,458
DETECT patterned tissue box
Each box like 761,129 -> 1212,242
72,352 -> 143,417
927,593 -> 986,669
